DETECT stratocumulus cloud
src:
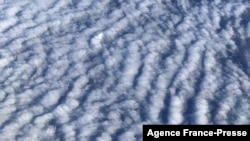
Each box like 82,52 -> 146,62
0,0 -> 250,140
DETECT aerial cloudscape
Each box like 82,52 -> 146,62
0,0 -> 250,140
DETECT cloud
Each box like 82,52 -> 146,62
0,0 -> 250,140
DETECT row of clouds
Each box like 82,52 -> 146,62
0,0 -> 250,140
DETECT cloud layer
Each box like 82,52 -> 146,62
0,0 -> 250,140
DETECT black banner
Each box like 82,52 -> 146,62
143,125 -> 250,140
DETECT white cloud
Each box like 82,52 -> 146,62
0,0 -> 250,140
